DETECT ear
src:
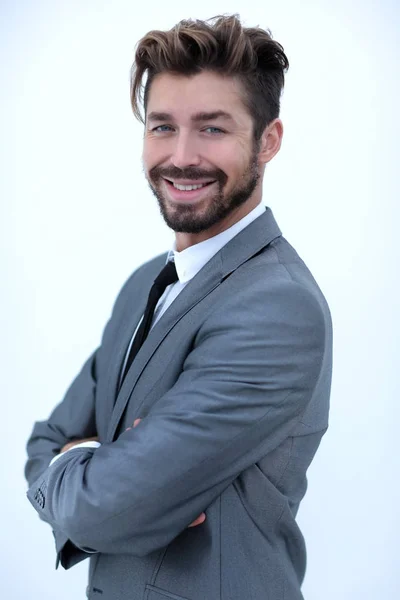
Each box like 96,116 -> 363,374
257,118 -> 284,165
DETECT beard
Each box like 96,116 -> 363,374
146,150 -> 260,234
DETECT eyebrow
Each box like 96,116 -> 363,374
147,110 -> 234,123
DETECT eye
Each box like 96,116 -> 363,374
152,125 -> 174,133
203,127 -> 225,135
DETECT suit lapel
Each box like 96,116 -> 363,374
106,252 -> 224,440
106,207 -> 282,441
103,255 -> 167,427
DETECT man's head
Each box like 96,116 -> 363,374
131,15 -> 289,248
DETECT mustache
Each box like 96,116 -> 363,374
149,165 -> 228,185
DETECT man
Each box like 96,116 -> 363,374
25,15 -> 332,600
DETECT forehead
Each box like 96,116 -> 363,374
146,71 -> 252,126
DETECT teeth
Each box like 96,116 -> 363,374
172,182 -> 206,191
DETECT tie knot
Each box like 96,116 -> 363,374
154,260 -> 179,291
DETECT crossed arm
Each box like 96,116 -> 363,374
58,419 -> 206,530
25,274 -> 326,562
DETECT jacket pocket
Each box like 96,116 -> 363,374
144,584 -> 190,600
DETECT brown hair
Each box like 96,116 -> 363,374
130,15 -> 289,140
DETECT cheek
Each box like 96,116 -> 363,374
220,154 -> 248,181
142,139 -> 165,171
142,143 -> 153,171
211,140 -> 249,172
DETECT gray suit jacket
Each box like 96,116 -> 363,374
25,208 -> 332,600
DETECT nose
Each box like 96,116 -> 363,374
170,132 -> 201,168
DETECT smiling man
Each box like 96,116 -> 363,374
144,74 -> 268,247
25,15 -> 333,600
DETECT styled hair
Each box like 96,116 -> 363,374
130,15 -> 289,140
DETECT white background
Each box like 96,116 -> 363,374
1,0 -> 398,598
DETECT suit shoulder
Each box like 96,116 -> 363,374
244,236 -> 331,315
217,237 -> 332,333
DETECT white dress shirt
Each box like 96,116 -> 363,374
50,202 -> 266,465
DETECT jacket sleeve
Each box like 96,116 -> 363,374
24,264 -> 147,568
25,348 -> 100,569
25,351 -> 99,488
26,275 -> 330,558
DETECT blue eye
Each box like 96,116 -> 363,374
204,127 -> 224,134
153,125 -> 173,132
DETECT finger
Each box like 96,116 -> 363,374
188,512 -> 206,528
188,513 -> 206,528
133,418 -> 142,428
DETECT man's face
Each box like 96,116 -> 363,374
142,71 -> 262,237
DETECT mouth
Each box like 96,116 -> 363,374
162,178 -> 217,203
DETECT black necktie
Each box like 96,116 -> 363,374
122,260 -> 179,381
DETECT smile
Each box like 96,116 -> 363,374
162,178 -> 217,204
164,178 -> 216,190
173,183 -> 207,191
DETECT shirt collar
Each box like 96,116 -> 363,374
167,202 -> 266,284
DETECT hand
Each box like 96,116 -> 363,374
61,437 -> 99,453
127,418 -> 206,529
